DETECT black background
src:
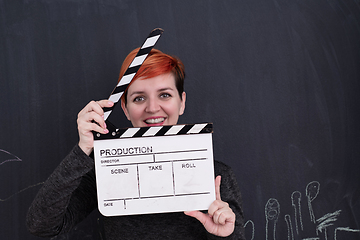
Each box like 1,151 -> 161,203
1,0 -> 360,239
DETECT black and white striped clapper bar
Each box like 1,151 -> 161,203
93,28 -> 216,216
102,28 -> 164,122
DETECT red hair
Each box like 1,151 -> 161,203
119,48 -> 185,104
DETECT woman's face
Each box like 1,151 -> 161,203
121,72 -> 186,128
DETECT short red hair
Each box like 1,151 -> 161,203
119,48 -> 185,104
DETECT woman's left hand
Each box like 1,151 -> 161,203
184,175 -> 235,237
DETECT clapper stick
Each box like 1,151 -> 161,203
102,28 -> 164,124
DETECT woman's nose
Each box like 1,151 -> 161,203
145,98 -> 160,113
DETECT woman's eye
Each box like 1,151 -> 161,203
160,93 -> 171,98
133,96 -> 145,102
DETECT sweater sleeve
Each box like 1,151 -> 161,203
206,161 -> 246,240
26,145 -> 98,237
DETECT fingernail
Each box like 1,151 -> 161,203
104,129 -> 109,134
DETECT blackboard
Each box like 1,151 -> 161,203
1,0 -> 359,239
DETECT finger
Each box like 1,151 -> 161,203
212,207 -> 234,225
81,121 -> 108,135
184,211 -> 209,225
79,100 -> 113,118
78,112 -> 109,136
86,100 -> 106,116
78,110 -> 106,129
90,100 -> 113,122
88,111 -> 107,129
220,210 -> 235,225
78,101 -> 98,117
96,100 -> 114,109
78,100 -> 112,128
215,175 -> 222,201
208,199 -> 228,217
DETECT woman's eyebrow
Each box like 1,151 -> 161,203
129,91 -> 145,97
129,87 -> 175,96
158,87 -> 175,92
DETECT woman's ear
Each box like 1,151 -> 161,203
179,91 -> 186,116
121,100 -> 131,121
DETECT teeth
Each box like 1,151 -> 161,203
146,118 -> 165,124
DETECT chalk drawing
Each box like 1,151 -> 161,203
265,198 -> 280,240
0,182 -> 44,202
285,214 -> 294,240
0,149 -> 22,165
316,210 -> 341,239
306,181 -> 320,223
243,181 -> 359,240
244,220 -> 255,240
0,149 -> 43,202
291,190 -> 303,234
334,227 -> 360,240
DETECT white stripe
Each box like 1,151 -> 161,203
108,92 -> 123,103
188,123 -> 208,134
118,73 -> 136,86
142,35 -> 161,49
129,54 -> 148,68
120,128 -> 140,138
143,126 -> 162,137
103,111 -> 111,121
165,125 -> 185,135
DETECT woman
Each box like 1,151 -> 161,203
27,48 -> 245,239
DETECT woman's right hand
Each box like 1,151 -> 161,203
77,100 -> 114,155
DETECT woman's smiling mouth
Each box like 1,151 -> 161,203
144,117 -> 165,124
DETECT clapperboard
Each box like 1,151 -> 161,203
93,28 -> 216,216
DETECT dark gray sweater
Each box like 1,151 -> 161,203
26,145 -> 245,239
